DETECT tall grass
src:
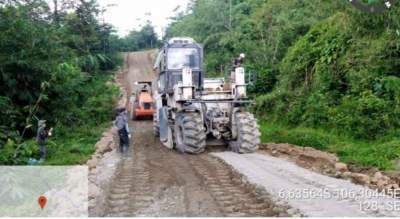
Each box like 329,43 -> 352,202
259,120 -> 400,170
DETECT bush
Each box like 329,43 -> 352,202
330,91 -> 391,139
257,11 -> 400,140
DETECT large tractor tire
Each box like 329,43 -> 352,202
229,112 -> 260,153
174,112 -> 206,154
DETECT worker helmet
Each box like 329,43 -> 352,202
38,120 -> 46,127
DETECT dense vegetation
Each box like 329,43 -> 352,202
118,21 -> 161,52
166,0 -> 400,169
0,0 -> 122,164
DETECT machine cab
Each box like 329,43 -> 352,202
154,37 -> 204,94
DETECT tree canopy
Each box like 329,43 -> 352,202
118,21 -> 160,52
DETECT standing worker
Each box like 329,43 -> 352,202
36,120 -> 53,162
230,53 -> 245,82
115,108 -> 131,153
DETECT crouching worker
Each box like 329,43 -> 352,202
115,108 -> 131,153
36,120 -> 53,162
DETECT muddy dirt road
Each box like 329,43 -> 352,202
123,51 -> 156,95
94,51 -> 399,217
97,51 -> 282,217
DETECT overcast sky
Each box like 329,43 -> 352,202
97,0 -> 190,38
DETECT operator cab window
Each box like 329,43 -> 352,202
169,72 -> 183,89
167,48 -> 200,70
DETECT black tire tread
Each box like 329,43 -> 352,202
177,112 -> 206,154
231,112 -> 260,153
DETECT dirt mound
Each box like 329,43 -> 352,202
260,143 -> 338,173
260,143 -> 400,195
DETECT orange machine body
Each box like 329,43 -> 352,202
130,82 -> 155,119
134,91 -> 154,117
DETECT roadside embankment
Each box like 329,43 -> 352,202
87,65 -> 129,215
260,143 -> 400,196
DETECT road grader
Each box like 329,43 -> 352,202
153,37 -> 260,154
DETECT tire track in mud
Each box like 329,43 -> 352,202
103,123 -> 153,217
133,121 -> 222,217
104,157 -> 135,217
103,121 -> 285,217
126,143 -> 153,216
189,155 -> 286,217
143,121 -> 284,216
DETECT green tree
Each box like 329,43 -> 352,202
121,21 -> 160,51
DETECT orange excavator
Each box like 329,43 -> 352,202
129,81 -> 155,120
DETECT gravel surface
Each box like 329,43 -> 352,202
212,152 -> 400,217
